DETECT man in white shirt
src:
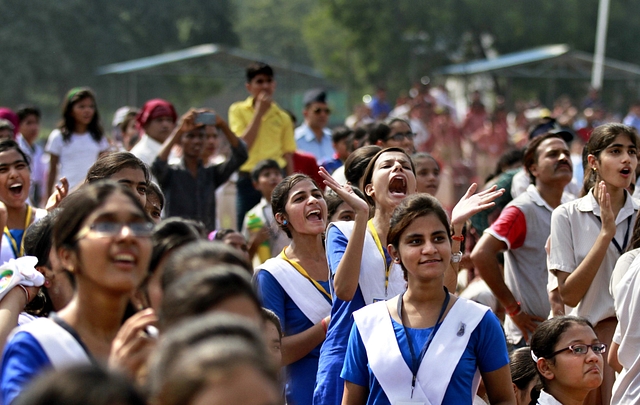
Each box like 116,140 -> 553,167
130,99 -> 177,167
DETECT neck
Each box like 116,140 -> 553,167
544,385 -> 589,405
5,204 -> 28,229
288,233 -> 325,259
405,276 -> 446,305
75,123 -> 88,133
307,123 -> 324,140
57,287 -> 129,359
372,207 -> 394,246
536,182 -> 565,208
184,155 -> 200,175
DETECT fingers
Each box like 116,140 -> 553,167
463,183 -> 479,199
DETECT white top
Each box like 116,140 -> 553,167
549,190 -> 638,325
611,253 -> 640,405
610,248 -> 640,299
130,133 -> 162,168
45,129 -> 110,190
0,208 -> 48,265
537,390 -> 563,405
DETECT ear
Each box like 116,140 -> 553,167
245,82 -> 252,93
512,382 -> 518,397
57,246 -> 77,273
537,358 -> 555,381
587,154 -> 598,170
274,213 -> 285,226
387,244 -> 399,262
131,289 -> 150,311
528,162 -> 539,179
364,183 -> 374,198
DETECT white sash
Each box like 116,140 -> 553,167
330,221 -> 406,304
354,297 -> 489,404
14,318 -> 91,369
257,257 -> 331,324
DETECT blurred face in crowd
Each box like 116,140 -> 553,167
19,114 -> 40,143
414,156 -> 440,196
181,128 -> 205,159
246,74 -> 275,99
304,102 -> 330,130
145,115 -> 175,143
382,121 -> 415,154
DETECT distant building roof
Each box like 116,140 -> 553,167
435,44 -> 640,79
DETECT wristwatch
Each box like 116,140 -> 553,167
451,251 -> 463,263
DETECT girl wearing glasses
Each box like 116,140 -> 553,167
341,194 -> 514,405
549,123 -> 638,405
0,140 -> 48,265
0,181 -> 153,404
530,316 -> 605,405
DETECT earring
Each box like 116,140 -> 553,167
393,257 -> 401,263
283,219 -> 288,225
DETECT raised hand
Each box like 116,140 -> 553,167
255,91 -> 272,116
597,181 -> 616,238
45,177 -> 69,212
319,167 -> 369,216
451,183 -> 505,229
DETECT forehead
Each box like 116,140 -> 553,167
288,179 -> 318,196
259,167 -> 281,177
401,213 -> 447,236
556,323 -> 598,346
109,167 -> 146,182
90,191 -> 142,217
538,137 -> 568,153
415,156 -> 438,169
250,74 -> 273,84
0,148 -> 25,163
74,97 -> 94,106
608,133 -> 637,147
376,151 -> 409,165
306,101 -> 327,110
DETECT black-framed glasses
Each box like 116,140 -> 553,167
312,107 -> 331,115
75,221 -> 154,240
549,343 -> 607,358
385,132 -> 414,142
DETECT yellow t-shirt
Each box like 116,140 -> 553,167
228,96 -> 296,172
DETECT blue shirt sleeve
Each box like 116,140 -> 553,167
254,269 -> 287,328
341,322 -> 369,387
326,225 -> 348,277
1,332 -> 52,405
474,311 -> 510,373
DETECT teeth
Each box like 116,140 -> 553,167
114,254 -> 134,262
9,184 -> 21,189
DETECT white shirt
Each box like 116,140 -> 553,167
130,133 -> 162,167
611,253 -> 640,405
549,190 -> 638,325
537,391 -> 563,404
45,130 -> 110,190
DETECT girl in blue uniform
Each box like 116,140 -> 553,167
254,174 -> 331,405
341,194 -> 514,405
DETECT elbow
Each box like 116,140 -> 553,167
334,282 -> 355,302
558,287 -> 579,308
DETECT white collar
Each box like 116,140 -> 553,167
537,390 -> 563,405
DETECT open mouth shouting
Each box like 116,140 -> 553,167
306,209 -> 323,223
389,176 -> 408,197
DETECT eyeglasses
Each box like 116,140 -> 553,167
312,107 -> 331,115
549,343 -> 607,358
75,221 -> 154,240
385,132 -> 414,142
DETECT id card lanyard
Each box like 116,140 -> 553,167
280,248 -> 332,302
397,287 -> 450,399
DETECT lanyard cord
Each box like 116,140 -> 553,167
367,220 -> 391,297
3,205 -> 32,258
397,287 -> 450,398
280,248 -> 332,302
594,215 -> 632,255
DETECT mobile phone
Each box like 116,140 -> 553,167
195,112 -> 216,126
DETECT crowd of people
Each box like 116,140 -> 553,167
0,60 -> 639,405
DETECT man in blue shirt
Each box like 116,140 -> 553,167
295,89 -> 334,163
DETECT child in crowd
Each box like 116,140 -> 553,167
412,152 -> 441,196
242,159 -> 288,265
210,228 -> 250,262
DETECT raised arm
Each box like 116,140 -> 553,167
238,92 -> 271,149
320,167 -> 371,301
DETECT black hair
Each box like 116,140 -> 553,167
344,145 -> 381,187
251,159 -> 281,183
57,87 -> 103,143
146,181 -> 165,210
331,126 -> 353,144
159,265 -> 262,330
162,240 -> 252,291
369,122 -> 392,145
85,151 -> 150,184
16,105 -> 41,123
146,313 -> 269,402
14,365 -> 145,405
510,347 -> 538,392
246,62 -> 274,82
325,187 -> 368,221
262,307 -> 283,338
